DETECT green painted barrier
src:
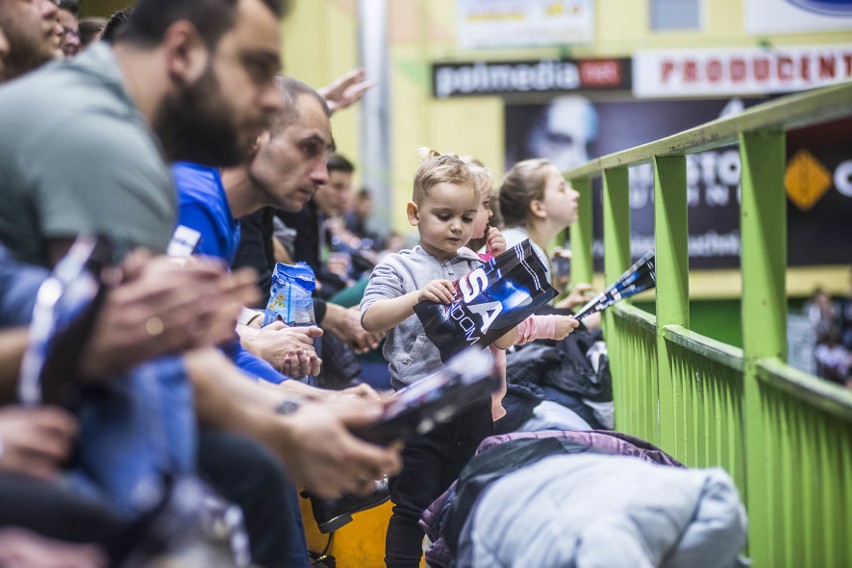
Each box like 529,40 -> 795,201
563,81 -> 852,566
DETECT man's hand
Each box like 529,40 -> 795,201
239,321 -> 323,377
338,383 -> 382,400
325,253 -> 351,281
80,251 -> 259,380
555,283 -> 595,311
0,406 -> 77,479
418,279 -> 456,304
318,68 -> 376,113
271,397 -> 401,498
185,349 -> 399,498
323,304 -> 383,354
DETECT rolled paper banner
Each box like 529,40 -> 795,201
414,239 -> 557,362
574,251 -> 656,322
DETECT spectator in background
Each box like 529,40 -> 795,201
814,330 -> 851,387
807,288 -> 839,344
346,187 -> 384,251
277,152 -> 356,296
346,188 -> 372,237
806,287 -> 852,387
173,76 -> 333,384
77,17 -> 106,48
57,0 -> 80,56
838,268 -> 852,352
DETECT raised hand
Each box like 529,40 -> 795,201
318,68 -> 376,113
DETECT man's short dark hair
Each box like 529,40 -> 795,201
58,0 -> 79,14
327,153 -> 354,174
78,17 -> 107,46
118,0 -> 285,48
270,76 -> 331,135
101,8 -> 133,43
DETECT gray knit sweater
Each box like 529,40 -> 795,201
360,246 -> 485,389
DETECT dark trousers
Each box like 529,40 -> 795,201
0,471 -> 127,548
198,429 -> 308,568
385,399 -> 493,568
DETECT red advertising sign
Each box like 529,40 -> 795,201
633,45 -> 852,98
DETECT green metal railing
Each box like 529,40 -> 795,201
563,81 -> 852,566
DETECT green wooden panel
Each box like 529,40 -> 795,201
602,167 -> 632,433
661,340 -> 746,491
612,305 -> 659,444
567,85 -> 852,566
751,375 -> 852,566
569,176 -> 594,285
663,325 -> 743,372
740,131 -> 787,363
602,167 -> 631,286
654,155 -> 689,452
739,130 -> 787,566
757,359 -> 852,421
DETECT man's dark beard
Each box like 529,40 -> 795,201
0,20 -> 55,80
153,66 -> 246,167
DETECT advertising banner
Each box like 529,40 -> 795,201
456,0 -> 594,49
633,45 -> 852,98
433,58 -> 631,98
745,0 -> 852,34
505,97 -> 852,269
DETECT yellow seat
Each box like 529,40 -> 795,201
300,496 -> 427,567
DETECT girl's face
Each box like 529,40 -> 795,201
539,165 -> 580,228
471,183 -> 493,240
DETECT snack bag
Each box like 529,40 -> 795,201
263,262 -> 317,326
414,239 -> 557,361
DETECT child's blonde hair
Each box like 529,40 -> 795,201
498,158 -> 552,228
459,155 -> 493,198
412,148 -> 477,204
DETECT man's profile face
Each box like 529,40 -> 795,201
249,93 -> 332,213
0,0 -> 60,79
527,95 -> 597,173
154,0 -> 283,166
315,170 -> 353,217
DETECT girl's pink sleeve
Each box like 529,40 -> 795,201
516,314 -> 557,345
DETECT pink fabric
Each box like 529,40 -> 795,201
516,314 -> 557,345
473,251 -> 556,419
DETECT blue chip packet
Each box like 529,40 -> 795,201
263,262 -> 317,326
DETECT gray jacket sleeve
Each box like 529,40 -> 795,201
360,258 -> 405,320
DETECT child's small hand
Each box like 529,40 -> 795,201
552,315 -> 581,340
485,226 -> 506,256
418,279 -> 456,304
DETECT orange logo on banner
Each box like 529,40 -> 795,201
785,149 -> 832,211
